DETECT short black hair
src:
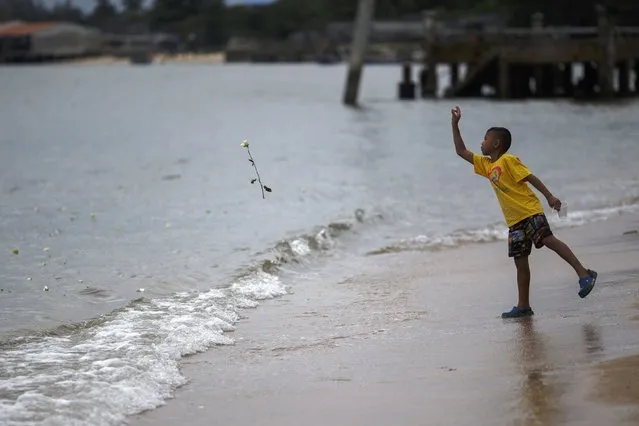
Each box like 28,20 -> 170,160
487,127 -> 512,152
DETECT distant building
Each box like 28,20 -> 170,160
0,21 -> 101,63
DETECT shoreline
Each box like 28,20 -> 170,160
60,52 -> 226,66
131,211 -> 639,426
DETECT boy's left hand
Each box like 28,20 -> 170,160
547,195 -> 561,211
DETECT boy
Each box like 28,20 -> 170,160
450,106 -> 597,318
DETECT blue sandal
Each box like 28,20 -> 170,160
501,306 -> 534,318
578,269 -> 598,299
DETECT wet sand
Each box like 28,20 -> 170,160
131,212 -> 639,426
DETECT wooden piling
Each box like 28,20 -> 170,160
419,67 -> 428,97
584,61 -> 597,96
561,63 -> 573,96
540,64 -> 559,97
498,52 -> 510,99
421,10 -> 438,97
597,5 -> 615,98
342,0 -> 375,106
618,60 -> 631,95
422,64 -> 438,97
450,63 -> 459,88
552,64 -> 564,97
531,12 -> 544,98
398,62 -> 416,100
510,65 -> 528,98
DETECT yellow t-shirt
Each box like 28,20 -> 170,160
473,153 -> 544,227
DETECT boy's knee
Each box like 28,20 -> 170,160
542,235 -> 559,249
514,256 -> 530,270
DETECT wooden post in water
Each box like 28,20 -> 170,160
618,60 -> 630,96
343,0 -> 376,106
398,62 -> 416,100
450,63 -> 459,88
531,12 -> 544,97
584,61 -> 597,96
597,5 -> 615,98
421,10 -> 439,97
498,50 -> 510,99
562,63 -> 574,96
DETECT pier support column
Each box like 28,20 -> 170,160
530,12 -> 544,98
420,10 -> 439,98
536,64 -> 556,97
510,65 -> 529,99
634,59 -> 639,93
420,63 -> 437,98
551,64 -> 564,97
398,63 -> 416,100
343,0 -> 375,106
618,60 -> 630,96
561,62 -> 574,96
577,61 -> 597,97
419,67 -> 427,97
498,54 -> 510,99
596,5 -> 615,98
450,63 -> 459,87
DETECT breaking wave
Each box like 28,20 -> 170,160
0,208 -> 376,426
367,201 -> 639,256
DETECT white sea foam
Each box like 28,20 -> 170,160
0,270 -> 287,426
369,203 -> 639,255
289,238 -> 311,256
0,214 -> 352,425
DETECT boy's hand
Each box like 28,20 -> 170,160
451,106 -> 461,125
547,195 -> 561,211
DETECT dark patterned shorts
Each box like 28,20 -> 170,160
508,213 -> 553,258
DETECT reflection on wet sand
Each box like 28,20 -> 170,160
511,319 -> 610,426
581,323 -> 604,358
513,318 -> 561,426
593,354 -> 639,406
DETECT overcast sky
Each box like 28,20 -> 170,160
42,0 -> 275,12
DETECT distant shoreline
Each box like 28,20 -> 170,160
63,52 -> 226,66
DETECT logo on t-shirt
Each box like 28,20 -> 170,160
489,166 -> 509,193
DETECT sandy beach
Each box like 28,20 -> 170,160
130,211 -> 639,426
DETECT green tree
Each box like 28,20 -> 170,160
200,0 -> 227,48
123,0 -> 144,14
89,0 -> 118,30
49,0 -> 86,23
0,0 -> 50,21
262,0 -> 326,38
149,0 -> 226,48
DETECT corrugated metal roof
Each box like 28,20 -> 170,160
0,22 -> 57,37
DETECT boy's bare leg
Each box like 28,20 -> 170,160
542,235 -> 589,279
514,256 -> 531,309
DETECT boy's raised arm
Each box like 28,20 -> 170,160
451,106 -> 474,164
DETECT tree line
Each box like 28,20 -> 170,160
1,0 -> 638,49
